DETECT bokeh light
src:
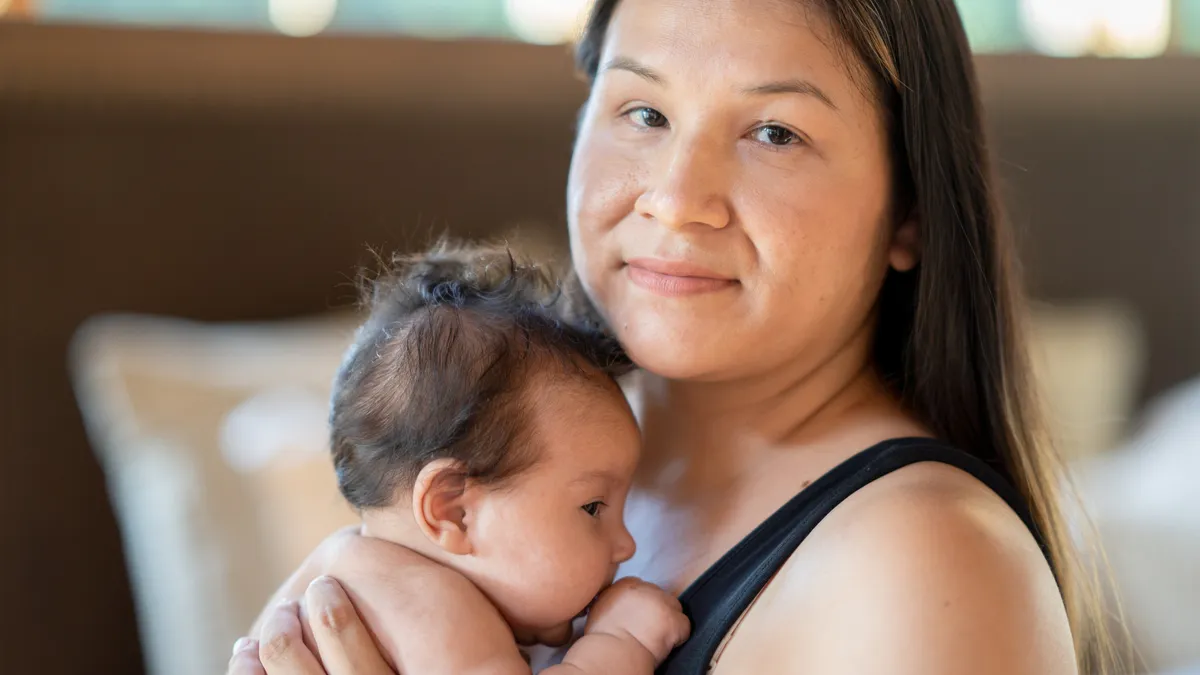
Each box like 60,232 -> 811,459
269,0 -> 337,37
1020,0 -> 1172,57
504,0 -> 591,45
1020,0 -> 1102,56
1100,0 -> 1172,57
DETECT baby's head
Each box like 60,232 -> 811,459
331,242 -> 640,646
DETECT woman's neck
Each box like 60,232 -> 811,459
633,321 -> 922,493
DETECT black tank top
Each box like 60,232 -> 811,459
657,437 -> 1050,674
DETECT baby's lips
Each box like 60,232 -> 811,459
575,593 -> 601,620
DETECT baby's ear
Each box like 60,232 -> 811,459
412,459 -> 474,555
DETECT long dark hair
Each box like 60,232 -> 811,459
576,1 -> 1121,672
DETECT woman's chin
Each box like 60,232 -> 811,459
612,314 -> 740,379
621,337 -> 727,382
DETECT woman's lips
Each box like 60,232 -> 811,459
625,258 -> 738,297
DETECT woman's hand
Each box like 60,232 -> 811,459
227,577 -> 397,674
225,526 -> 398,675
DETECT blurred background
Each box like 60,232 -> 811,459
1,1 -> 1197,673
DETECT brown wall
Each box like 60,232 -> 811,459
977,56 -> 1200,400
1,23 -> 1197,674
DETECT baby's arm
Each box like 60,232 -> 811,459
322,535 -> 529,674
543,633 -> 655,674
324,538 -> 688,675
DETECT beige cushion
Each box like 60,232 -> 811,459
69,301 -> 1148,675
1029,301 -> 1144,460
70,314 -> 362,675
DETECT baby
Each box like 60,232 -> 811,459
313,242 -> 689,674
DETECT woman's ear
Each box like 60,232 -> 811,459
412,459 -> 474,556
888,213 -> 920,273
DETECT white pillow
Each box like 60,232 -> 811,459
1071,378 -> 1200,673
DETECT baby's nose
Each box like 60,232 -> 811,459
612,524 -> 637,564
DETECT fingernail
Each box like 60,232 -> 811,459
307,576 -> 339,606
310,575 -> 339,591
232,637 -> 256,655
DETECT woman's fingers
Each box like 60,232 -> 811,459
249,526 -> 364,638
305,576 -> 396,675
258,601 -> 328,674
227,638 -> 268,675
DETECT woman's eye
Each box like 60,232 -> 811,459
628,107 -> 668,129
582,501 -> 605,517
753,124 -> 800,147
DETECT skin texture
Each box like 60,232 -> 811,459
228,1 -> 1076,673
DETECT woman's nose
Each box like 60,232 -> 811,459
635,133 -> 731,232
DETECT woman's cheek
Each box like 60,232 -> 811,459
571,152 -> 643,300
578,127 -> 646,216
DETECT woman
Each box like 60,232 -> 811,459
229,0 -> 1115,672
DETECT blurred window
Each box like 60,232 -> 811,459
1182,0 -> 1200,50
8,0 -> 1197,55
960,0 -> 1029,52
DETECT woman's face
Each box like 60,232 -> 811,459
568,0 -> 917,381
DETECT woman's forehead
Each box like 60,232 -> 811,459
599,0 -> 866,106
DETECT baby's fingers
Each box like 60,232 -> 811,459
672,610 -> 692,648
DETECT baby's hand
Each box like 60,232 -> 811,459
584,577 -> 691,664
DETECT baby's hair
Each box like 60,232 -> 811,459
330,239 -> 632,510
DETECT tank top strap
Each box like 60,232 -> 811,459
658,437 -> 1048,674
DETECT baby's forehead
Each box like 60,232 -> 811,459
521,375 -> 641,474
524,369 -> 635,429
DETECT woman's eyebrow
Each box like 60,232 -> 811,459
602,56 -> 666,85
601,56 -> 836,112
743,79 -> 838,111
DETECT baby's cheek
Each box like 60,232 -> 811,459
524,541 -> 605,616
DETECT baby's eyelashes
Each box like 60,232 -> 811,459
582,501 -> 607,517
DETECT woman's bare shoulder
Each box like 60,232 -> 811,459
721,461 -> 1076,675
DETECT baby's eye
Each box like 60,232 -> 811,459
752,124 -> 801,147
582,501 -> 606,517
626,107 -> 668,129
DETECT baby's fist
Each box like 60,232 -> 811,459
585,577 -> 690,663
